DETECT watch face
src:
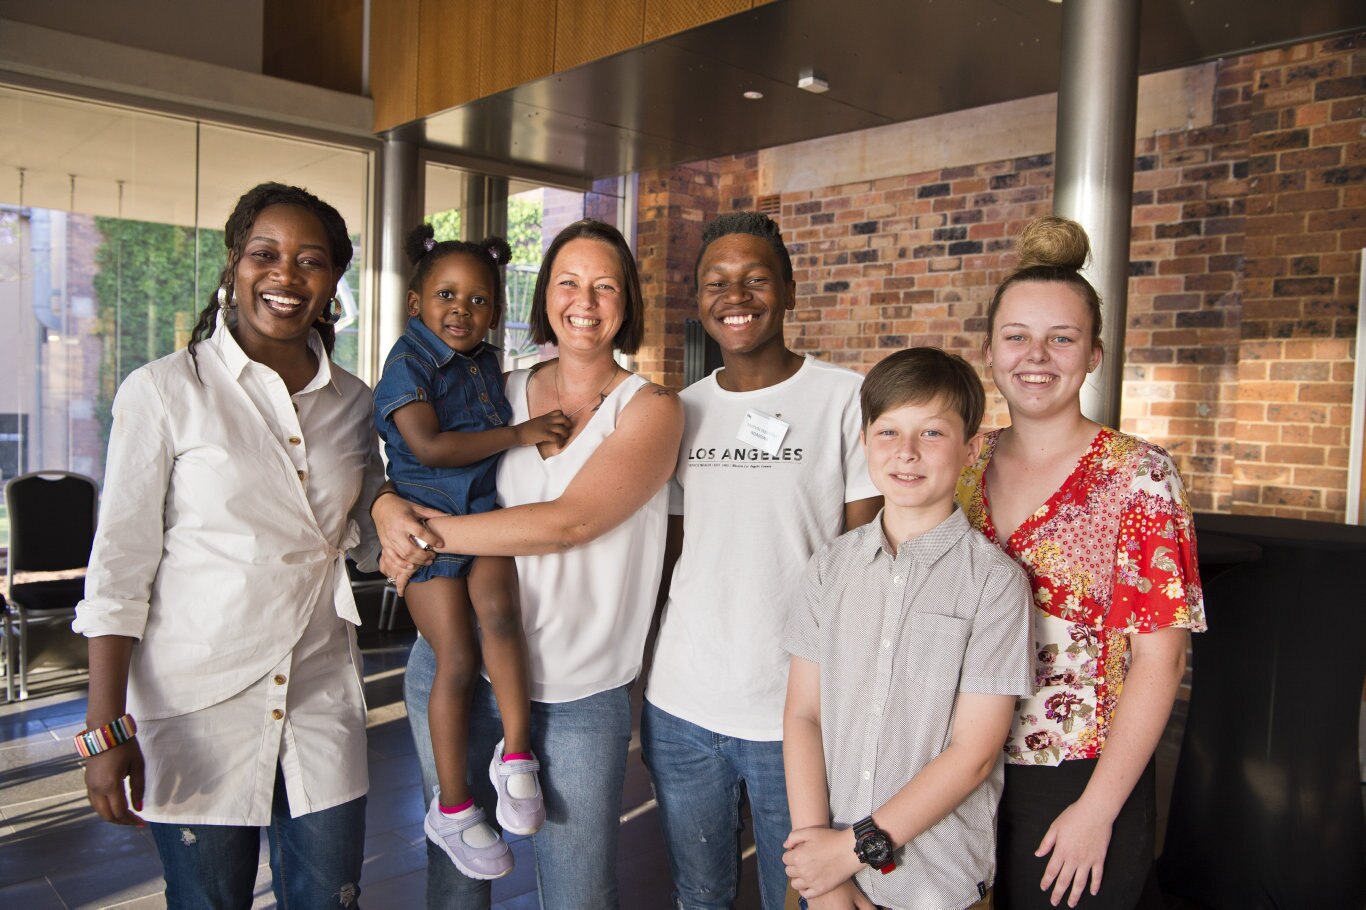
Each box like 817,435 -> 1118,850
855,830 -> 893,868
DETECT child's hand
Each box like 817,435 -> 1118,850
782,825 -> 863,899
806,881 -> 876,910
514,411 -> 572,447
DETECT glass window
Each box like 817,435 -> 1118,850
0,85 -> 372,547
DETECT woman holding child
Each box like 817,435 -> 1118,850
374,219 -> 683,908
958,216 -> 1206,909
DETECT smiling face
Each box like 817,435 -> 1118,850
230,204 -> 342,354
863,394 -> 982,528
987,280 -> 1103,422
696,233 -> 795,358
545,238 -> 625,353
407,251 -> 497,353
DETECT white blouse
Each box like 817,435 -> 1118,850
74,327 -> 383,824
496,369 -> 669,704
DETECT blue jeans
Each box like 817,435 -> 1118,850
405,635 -> 632,910
640,701 -> 791,910
148,765 -> 366,909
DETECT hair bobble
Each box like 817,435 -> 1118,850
488,245 -> 503,264
423,237 -> 437,252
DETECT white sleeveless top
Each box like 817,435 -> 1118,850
496,368 -> 670,703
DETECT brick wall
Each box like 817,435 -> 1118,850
634,164 -> 721,388
633,31 -> 1365,521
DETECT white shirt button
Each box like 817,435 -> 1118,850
862,770 -> 871,780
882,639 -> 892,649
872,703 -> 883,716
893,575 -> 903,584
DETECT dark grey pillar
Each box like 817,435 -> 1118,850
379,132 -> 421,362
1053,0 -> 1141,427
463,174 -> 509,347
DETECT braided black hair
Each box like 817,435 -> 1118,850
404,223 -> 512,325
188,183 -> 353,368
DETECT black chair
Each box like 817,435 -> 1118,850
3,471 -> 98,701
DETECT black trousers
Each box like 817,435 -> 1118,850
995,758 -> 1163,910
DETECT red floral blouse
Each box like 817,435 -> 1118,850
956,427 -> 1207,765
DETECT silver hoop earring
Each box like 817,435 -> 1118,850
217,284 -> 234,311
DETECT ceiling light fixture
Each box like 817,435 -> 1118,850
742,90 -> 764,100
798,68 -> 829,93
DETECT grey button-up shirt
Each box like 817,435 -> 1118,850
785,507 -> 1033,910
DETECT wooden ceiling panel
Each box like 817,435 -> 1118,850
479,0 -> 558,97
370,0 -> 421,131
554,0 -> 646,72
643,0 -> 750,43
417,0 -> 483,115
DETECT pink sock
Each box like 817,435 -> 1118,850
502,751 -> 532,762
440,797 -> 474,815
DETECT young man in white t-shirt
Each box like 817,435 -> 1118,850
643,212 -> 882,909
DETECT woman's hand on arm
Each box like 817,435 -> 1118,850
371,486 -> 447,593
1037,626 -> 1189,907
424,383 -> 683,557
84,635 -> 144,826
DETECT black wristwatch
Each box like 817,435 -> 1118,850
852,815 -> 896,874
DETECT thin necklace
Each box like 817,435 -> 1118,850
555,363 -> 621,419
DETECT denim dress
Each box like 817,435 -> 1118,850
374,316 -> 513,581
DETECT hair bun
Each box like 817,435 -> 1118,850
480,236 -> 512,266
403,223 -> 438,266
1016,216 -> 1089,271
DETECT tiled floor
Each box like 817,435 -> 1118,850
3,626 -> 1223,910
0,628 -> 770,909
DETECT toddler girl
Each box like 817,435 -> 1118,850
374,224 -> 569,880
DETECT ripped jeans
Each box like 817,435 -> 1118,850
148,765 -> 366,909
640,701 -> 791,910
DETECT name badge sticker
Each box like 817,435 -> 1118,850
737,408 -> 790,457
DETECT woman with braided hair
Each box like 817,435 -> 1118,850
75,182 -> 391,907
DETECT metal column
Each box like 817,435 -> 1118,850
1053,0 -> 1141,427
463,173 -> 509,347
378,132 -> 421,367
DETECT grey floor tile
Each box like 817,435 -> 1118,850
0,791 -> 156,886
0,735 -> 72,773
0,753 -> 86,804
48,847 -> 165,909
364,781 -> 427,837
361,829 -> 429,886
366,719 -> 419,761
367,752 -> 424,799
0,876 -> 67,910
0,717 -> 61,748
104,893 -> 167,909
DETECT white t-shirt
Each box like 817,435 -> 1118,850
497,369 -> 670,704
645,356 -> 878,740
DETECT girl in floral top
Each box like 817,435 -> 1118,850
956,216 -> 1206,910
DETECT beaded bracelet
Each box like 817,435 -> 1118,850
73,714 -> 137,758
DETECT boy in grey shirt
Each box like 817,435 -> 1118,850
782,348 -> 1033,910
